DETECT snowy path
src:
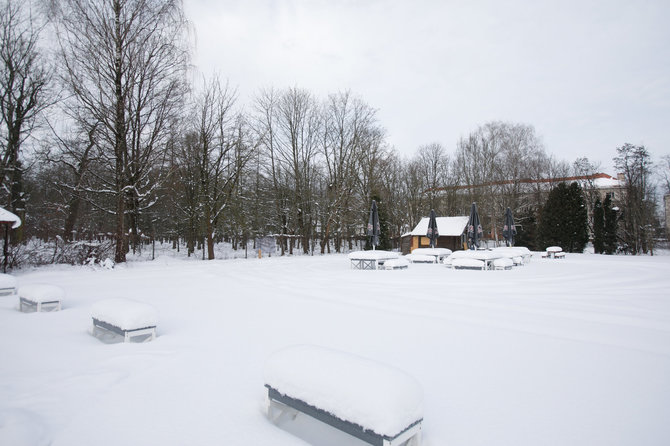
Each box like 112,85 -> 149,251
1,253 -> 669,445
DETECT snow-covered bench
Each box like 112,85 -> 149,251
264,345 -> 423,446
492,257 -> 514,270
383,258 -> 410,270
91,298 -> 157,343
451,257 -> 486,270
19,284 -> 64,312
405,254 -> 435,264
0,273 -> 17,296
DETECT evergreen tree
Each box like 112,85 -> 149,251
603,194 -> 618,254
514,207 -> 538,250
593,198 -> 604,254
538,182 -> 589,253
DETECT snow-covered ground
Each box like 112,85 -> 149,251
1,252 -> 669,446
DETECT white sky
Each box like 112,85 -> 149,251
184,0 -> 670,173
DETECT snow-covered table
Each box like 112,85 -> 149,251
408,248 -> 452,264
491,246 -> 532,265
447,250 -> 504,270
348,251 -> 400,270
18,284 -> 64,312
264,345 -> 423,446
0,273 -> 17,296
545,246 -> 564,259
405,254 -> 436,264
91,298 -> 157,342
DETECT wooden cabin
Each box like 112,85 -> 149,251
400,216 -> 469,254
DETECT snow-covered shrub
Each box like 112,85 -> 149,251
7,238 -> 116,268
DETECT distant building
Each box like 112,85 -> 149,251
400,216 -> 469,254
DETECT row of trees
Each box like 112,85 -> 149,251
1,0 -> 666,267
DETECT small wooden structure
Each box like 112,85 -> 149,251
401,216 -> 468,254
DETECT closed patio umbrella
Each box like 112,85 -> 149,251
427,209 -> 439,248
467,202 -> 483,250
367,200 -> 380,250
502,207 -> 517,247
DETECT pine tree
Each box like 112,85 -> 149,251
603,194 -> 618,254
514,207 -> 538,250
592,198 -> 604,254
538,182 -> 589,253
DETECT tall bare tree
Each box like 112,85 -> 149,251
0,0 -> 50,239
52,0 -> 189,262
189,77 -> 250,260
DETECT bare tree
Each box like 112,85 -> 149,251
614,143 -> 656,254
319,91 -> 378,253
189,77 -> 250,259
0,0 -> 50,239
52,0 -> 189,262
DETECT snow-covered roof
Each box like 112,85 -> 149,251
0,207 -> 21,229
407,216 -> 469,237
591,176 -> 621,188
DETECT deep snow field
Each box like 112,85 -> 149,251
1,251 -> 670,446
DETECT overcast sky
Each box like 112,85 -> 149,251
184,0 -> 669,173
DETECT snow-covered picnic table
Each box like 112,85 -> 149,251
544,246 -> 565,259
408,248 -> 452,264
264,345 -> 423,445
491,246 -> 532,265
445,250 -> 505,270
348,250 -> 400,270
18,284 -> 64,312
91,298 -> 158,342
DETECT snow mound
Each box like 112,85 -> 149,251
264,345 -> 423,437
91,298 -> 157,329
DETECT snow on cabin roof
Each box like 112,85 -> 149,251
407,216 -> 469,237
0,207 -> 21,228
